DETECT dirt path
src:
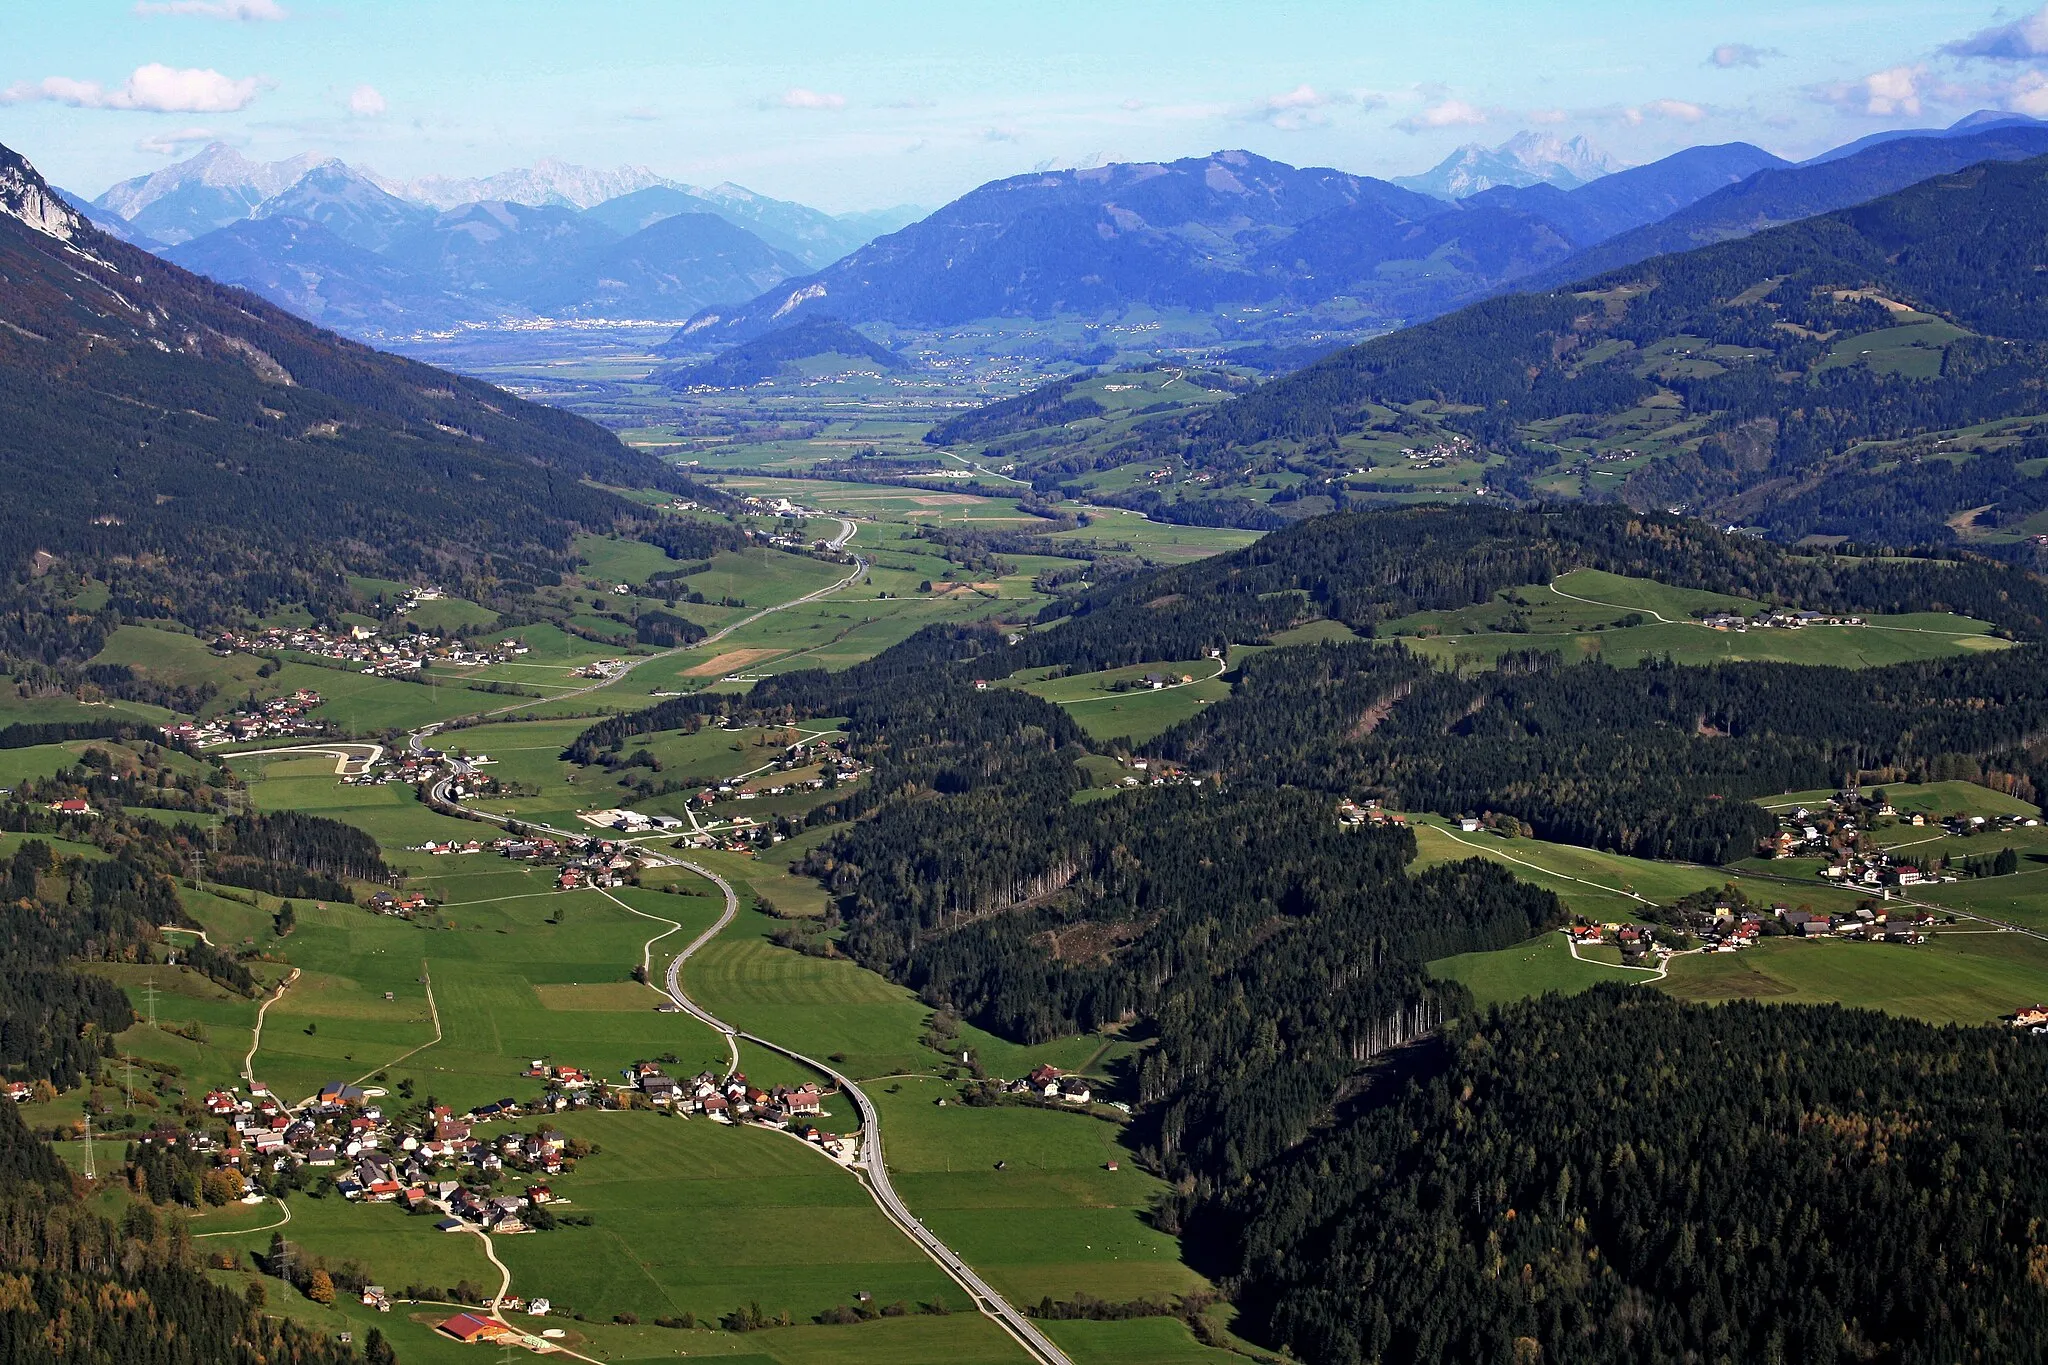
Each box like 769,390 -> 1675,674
1564,931 -> 1683,979
192,1194 -> 292,1240
1433,824 -> 1652,904
244,968 -> 299,1090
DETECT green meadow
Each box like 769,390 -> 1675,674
1008,659 -> 1230,745
1386,567 -> 2006,670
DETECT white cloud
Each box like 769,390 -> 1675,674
134,0 -> 285,17
1945,5 -> 2048,61
1811,64 -> 1925,117
135,126 -> 218,155
1527,107 -> 1568,124
2004,69 -> 2048,115
1642,97 -> 1706,122
981,125 -> 1023,143
347,83 -> 386,117
1121,97 -> 1145,111
1265,84 -> 1325,112
1247,84 -> 1385,130
778,87 -> 846,111
1395,97 -> 1489,132
1709,42 -> 1776,68
1,64 -> 267,112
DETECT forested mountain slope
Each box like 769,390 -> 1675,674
1233,988 -> 2048,1364
0,140 -> 688,666
556,498 -> 2048,1361
1119,153 -> 2048,546
1524,121 -> 2048,286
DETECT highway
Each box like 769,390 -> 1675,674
657,859 -> 1075,1365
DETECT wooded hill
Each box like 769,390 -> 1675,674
964,153 -> 2048,552
555,500 -> 2048,1358
1231,988 -> 2048,1364
0,1098 -> 373,1365
0,141 -> 700,668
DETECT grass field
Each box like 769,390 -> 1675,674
1009,659 -> 1229,745
1659,931 -> 2048,1023
1429,932 -> 1639,1007
1386,568 -> 2005,670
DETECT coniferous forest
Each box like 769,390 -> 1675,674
551,500 -> 2048,1361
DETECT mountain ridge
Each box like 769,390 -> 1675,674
0,139 -> 686,661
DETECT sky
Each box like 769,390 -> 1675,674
2,0 -> 2045,212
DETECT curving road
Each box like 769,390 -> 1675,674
475,525 -> 868,721
653,861 -> 1074,1365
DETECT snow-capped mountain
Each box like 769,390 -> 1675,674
94,143 -> 325,243
1394,132 -> 1622,199
371,158 -> 674,211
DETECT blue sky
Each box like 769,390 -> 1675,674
1,0 -> 2041,211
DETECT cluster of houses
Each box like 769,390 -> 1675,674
163,690 -> 326,749
189,1081 -> 600,1212
1782,905 -> 1935,944
364,889 -> 435,918
396,834 -> 646,892
1764,792 -> 2039,888
691,736 -> 867,808
212,623 -> 528,677
625,1061 -> 831,1131
1337,799 -> 1409,829
1697,608 -> 1868,632
569,658 -> 628,680
2008,1005 -> 2048,1033
1099,758 -> 1207,793
1397,435 -> 1475,469
1008,1064 -> 1095,1105
1571,899 -> 1936,959
674,816 -> 777,854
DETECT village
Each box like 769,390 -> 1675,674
96,1051 -> 865,1344
163,689 -> 328,748
212,622 -> 530,677
394,832 -> 659,894
1761,788 -> 2040,889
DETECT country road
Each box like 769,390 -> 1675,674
653,861 -> 1075,1365
478,525 -> 867,720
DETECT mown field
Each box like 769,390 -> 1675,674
1005,658 -> 1231,745
1387,568 -> 2007,670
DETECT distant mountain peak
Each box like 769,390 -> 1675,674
1394,131 -> 1622,199
96,143 -> 323,220
0,144 -> 88,244
374,159 -> 675,211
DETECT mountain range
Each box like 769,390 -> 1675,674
673,112 -> 2043,351
74,144 -> 918,338
1065,146 -> 2048,551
